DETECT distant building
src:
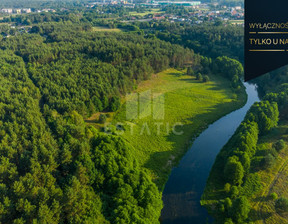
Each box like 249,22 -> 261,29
14,9 -> 21,14
153,15 -> 165,20
152,1 -> 201,6
42,9 -> 56,12
1,8 -> 13,14
231,9 -> 237,16
22,8 -> 32,13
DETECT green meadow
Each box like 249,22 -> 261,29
129,8 -> 162,16
249,121 -> 288,224
92,26 -> 123,32
109,68 -> 247,189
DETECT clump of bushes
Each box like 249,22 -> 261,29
196,73 -> 203,81
270,192 -> 278,200
99,113 -> 107,124
275,197 -> 288,213
203,75 -> 210,82
273,139 -> 285,151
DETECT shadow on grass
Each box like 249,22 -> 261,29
85,119 -> 99,124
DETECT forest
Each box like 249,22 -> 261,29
137,22 -> 244,62
0,4 -> 248,224
0,17 -> 204,222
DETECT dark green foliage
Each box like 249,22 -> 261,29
99,114 -> 107,124
275,197 -> 288,213
246,101 -> 279,135
237,152 -> 251,172
141,23 -> 244,61
187,67 -> 193,76
110,96 -> 121,112
0,22 -> 178,223
224,198 -> 233,212
224,157 -> 244,186
273,139 -> 285,151
90,134 -> 163,224
230,186 -> 239,199
224,183 -> 231,193
1,23 -> 196,118
230,196 -> 250,223
216,201 -> 225,214
203,75 -> 210,83
213,56 -> 243,80
270,192 -> 278,200
224,218 -> 234,224
196,73 -> 203,81
261,153 -> 276,169
240,174 -> 262,197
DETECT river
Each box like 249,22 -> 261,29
161,82 -> 260,224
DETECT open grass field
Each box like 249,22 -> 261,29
248,121 -> 288,224
229,20 -> 244,25
129,8 -> 163,16
101,68 -> 247,189
92,26 -> 123,32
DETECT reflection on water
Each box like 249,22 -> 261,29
161,82 -> 260,224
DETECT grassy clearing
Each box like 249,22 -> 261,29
92,26 -> 123,32
85,112 -> 114,129
229,20 -> 244,25
129,8 -> 162,16
106,68 -> 246,190
248,121 -> 288,224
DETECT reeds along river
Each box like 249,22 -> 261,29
161,82 -> 260,224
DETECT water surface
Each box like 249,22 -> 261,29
161,82 -> 259,224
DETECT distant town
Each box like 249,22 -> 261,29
0,0 -> 243,39
1,8 -> 56,14
0,1 -> 244,25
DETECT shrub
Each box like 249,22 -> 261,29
224,218 -> 234,224
110,96 -> 121,112
261,154 -> 275,169
224,157 -> 244,185
230,196 -> 250,223
187,67 -> 194,76
203,75 -> 210,82
230,186 -> 239,199
275,197 -> 288,213
270,192 -> 278,200
99,114 -> 107,124
224,183 -> 231,193
196,73 -> 203,81
273,139 -> 285,151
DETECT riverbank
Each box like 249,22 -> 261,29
110,68 -> 247,190
161,82 -> 258,223
201,91 -> 288,223
201,120 -> 288,224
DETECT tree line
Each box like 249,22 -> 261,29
0,20 -> 201,223
202,95 -> 280,223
